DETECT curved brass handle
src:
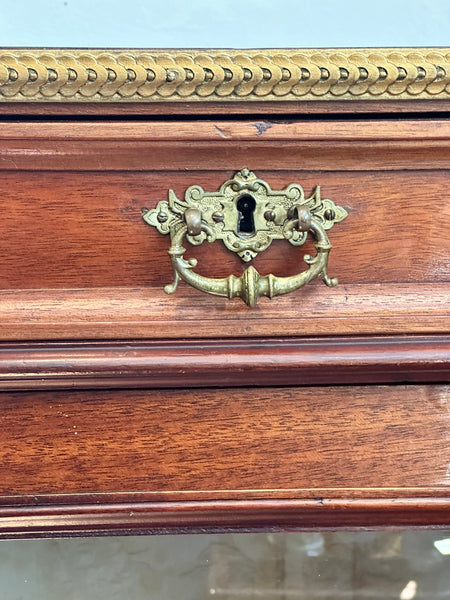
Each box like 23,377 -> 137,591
164,219 -> 335,308
143,169 -> 348,307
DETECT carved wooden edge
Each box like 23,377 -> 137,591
2,48 -> 450,103
0,497 -> 449,538
0,284 -> 448,340
0,335 -> 448,390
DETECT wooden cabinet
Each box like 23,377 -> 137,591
0,48 -> 448,538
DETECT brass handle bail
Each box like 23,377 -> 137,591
144,169 -> 348,307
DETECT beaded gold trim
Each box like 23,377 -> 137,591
1,48 -> 450,102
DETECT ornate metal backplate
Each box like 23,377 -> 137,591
143,170 -> 348,306
2,49 -> 450,103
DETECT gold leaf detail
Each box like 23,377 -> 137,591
0,49 -> 449,102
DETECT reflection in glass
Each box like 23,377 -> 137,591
0,531 -> 448,599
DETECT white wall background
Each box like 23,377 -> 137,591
0,0 -> 449,48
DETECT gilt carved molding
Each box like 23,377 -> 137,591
1,48 -> 450,102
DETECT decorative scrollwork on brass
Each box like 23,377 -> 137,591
1,49 -> 450,102
143,170 -> 347,307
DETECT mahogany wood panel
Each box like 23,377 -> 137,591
0,121 -> 448,305
0,171 -> 448,289
2,119 -> 450,141
0,111 -> 447,540
3,128 -> 450,171
0,384 -> 448,534
0,283 -> 447,340
0,385 -> 448,495
0,335 -> 448,390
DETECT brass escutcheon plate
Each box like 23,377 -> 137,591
143,169 -> 348,306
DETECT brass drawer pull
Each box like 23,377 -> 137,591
143,169 -> 347,307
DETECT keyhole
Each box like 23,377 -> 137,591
237,194 -> 256,236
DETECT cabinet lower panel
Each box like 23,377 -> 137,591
0,385 -> 448,535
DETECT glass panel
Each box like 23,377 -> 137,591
0,531 -> 449,599
0,0 -> 449,48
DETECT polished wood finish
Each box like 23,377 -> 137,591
1,498 -> 450,539
3,119 -> 450,171
0,385 -> 448,495
0,101 -> 449,537
0,384 -> 448,535
3,118 -> 450,140
0,284 -> 447,340
0,119 -> 448,340
0,168 -> 447,286
2,99 -> 450,116
0,121 -> 448,294
0,336 -> 448,390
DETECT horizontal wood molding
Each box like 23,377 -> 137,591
3,119 -> 450,141
0,283 -> 447,340
3,120 -> 450,171
0,335 -> 448,390
1,48 -> 450,104
3,99 -> 450,116
1,497 -> 450,538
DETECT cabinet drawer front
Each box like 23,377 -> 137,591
3,384 -> 449,496
0,384 -> 449,535
0,120 -> 448,339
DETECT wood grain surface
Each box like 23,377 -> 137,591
1,498 -> 450,538
0,283 -> 447,340
0,335 -> 448,390
1,99 -> 450,116
0,385 -> 448,496
0,384 -> 448,534
0,169 -> 447,289
2,119 -> 450,140
0,112 -> 448,539
0,120 -> 448,290
0,118 -> 448,340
